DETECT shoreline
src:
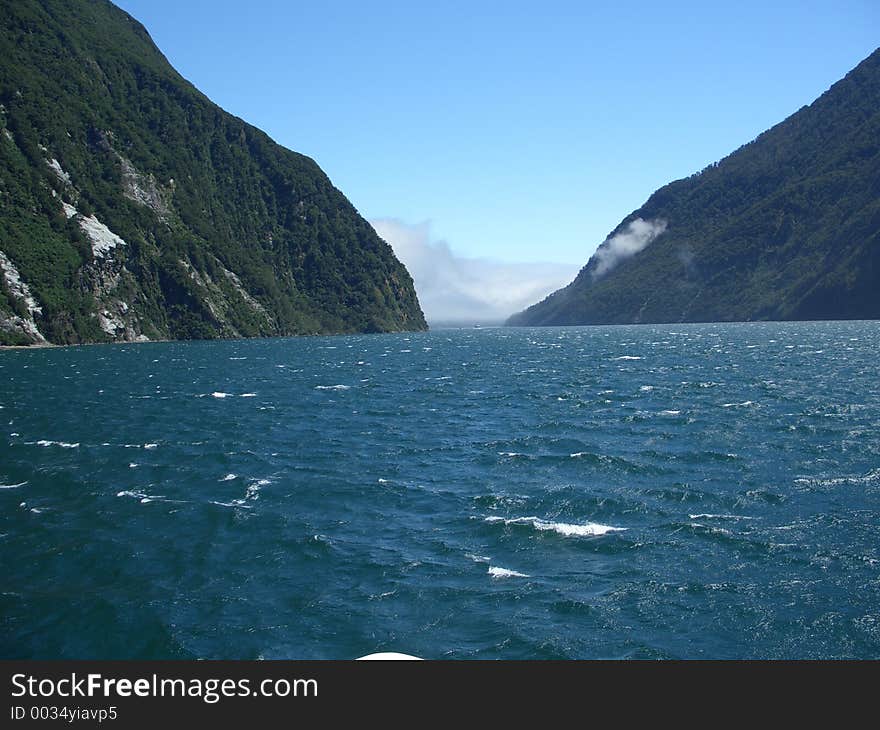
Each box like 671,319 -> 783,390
2,317 -> 878,351
0,327 -> 429,351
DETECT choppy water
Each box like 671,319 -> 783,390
1,321 -> 879,659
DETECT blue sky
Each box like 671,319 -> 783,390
114,0 -> 878,320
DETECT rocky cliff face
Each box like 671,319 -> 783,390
0,0 -> 426,345
509,49 -> 880,327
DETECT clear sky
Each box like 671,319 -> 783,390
113,0 -> 878,318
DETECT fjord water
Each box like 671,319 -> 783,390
1,322 -> 879,659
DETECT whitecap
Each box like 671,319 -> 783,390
689,514 -> 755,521
794,468 -> 880,487
315,385 -> 350,391
378,478 -> 390,484
365,591 -> 398,602
211,392 -> 229,398
613,355 -> 642,361
117,490 -> 165,501
0,481 -> 26,489
210,499 -> 251,509
721,401 -> 755,408
143,443 -> 157,449
465,553 -> 491,563
659,410 -> 681,416
245,478 -> 271,500
485,515 -> 625,537
488,566 -> 530,579
639,385 -> 654,392
240,393 -> 257,398
219,473 -> 237,481
128,463 -> 138,469
34,440 -> 79,448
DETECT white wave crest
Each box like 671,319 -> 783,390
488,566 -> 530,579
116,490 -> 165,503
315,385 -> 351,391
245,478 -> 272,500
485,515 -> 625,537
33,440 -> 79,448
793,468 -> 880,487
210,499 -> 252,509
465,553 -> 491,563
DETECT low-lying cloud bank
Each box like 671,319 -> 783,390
591,218 -> 667,279
371,219 -> 580,324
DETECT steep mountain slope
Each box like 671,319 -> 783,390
509,49 -> 880,326
0,0 -> 426,345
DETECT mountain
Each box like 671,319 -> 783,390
508,49 -> 880,327
0,0 -> 426,345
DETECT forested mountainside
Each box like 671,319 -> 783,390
509,49 -> 880,326
0,0 -> 426,345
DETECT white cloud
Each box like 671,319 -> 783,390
371,219 -> 580,324
591,217 -> 667,279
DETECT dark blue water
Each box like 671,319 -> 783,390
1,322 -> 879,659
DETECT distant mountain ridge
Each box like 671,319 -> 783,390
509,49 -> 880,327
0,0 -> 426,345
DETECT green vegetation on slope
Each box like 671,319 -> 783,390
0,0 -> 426,344
509,49 -> 880,326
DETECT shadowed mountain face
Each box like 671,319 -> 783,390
0,0 -> 426,345
509,49 -> 880,327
